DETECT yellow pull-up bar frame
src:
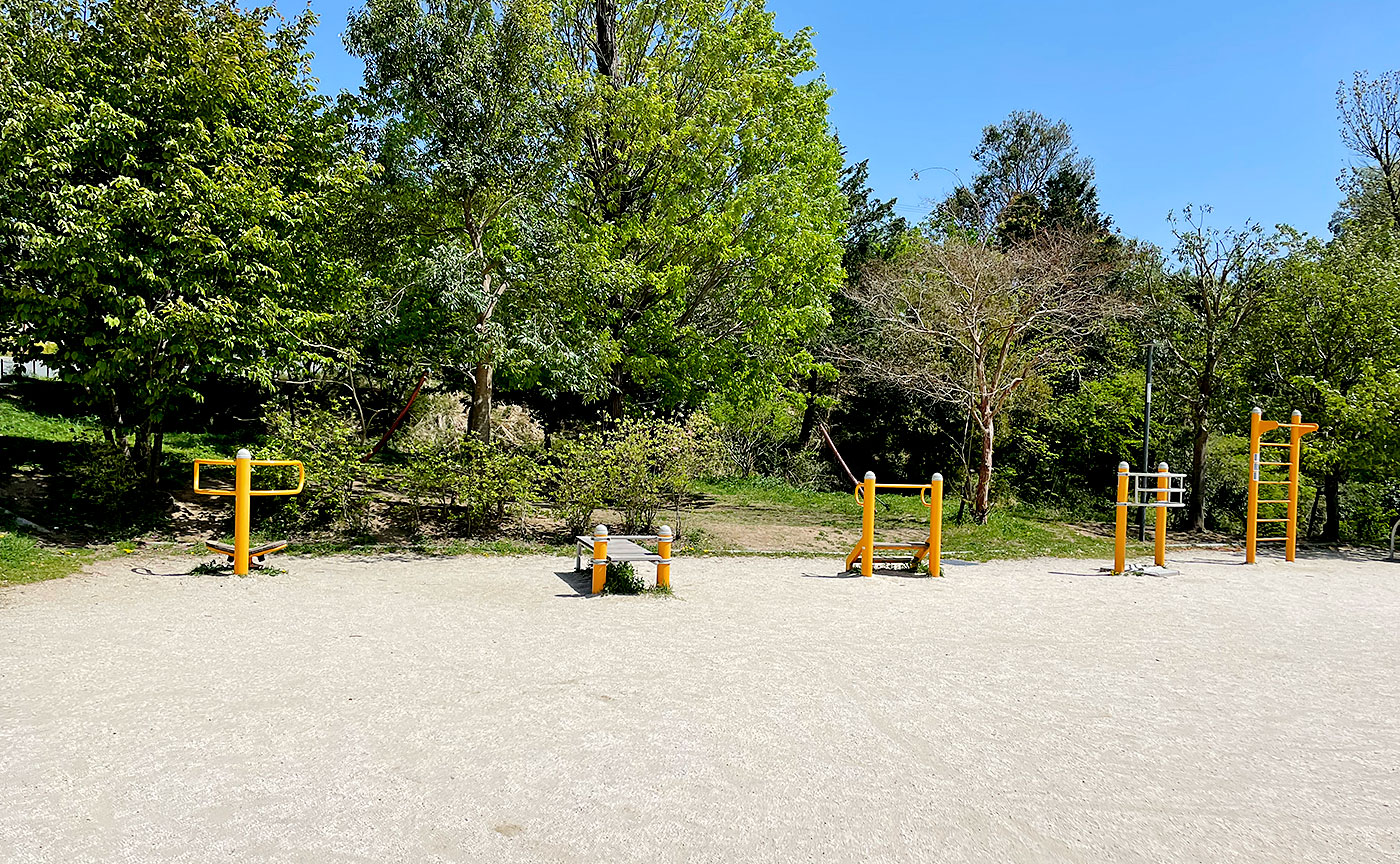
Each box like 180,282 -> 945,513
1246,408 -> 1317,563
193,449 -> 305,575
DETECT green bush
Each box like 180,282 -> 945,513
602,415 -> 724,533
602,560 -> 644,595
549,431 -> 609,536
397,436 -> 549,537
264,403 -> 376,535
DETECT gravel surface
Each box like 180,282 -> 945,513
1,550 -> 1397,863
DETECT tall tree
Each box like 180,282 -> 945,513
1147,206 -> 1278,532
1337,70 -> 1400,229
844,232 -> 1120,522
556,0 -> 847,416
933,110 -> 1111,248
344,0 -> 582,442
1246,224 -> 1400,539
0,0 -> 370,476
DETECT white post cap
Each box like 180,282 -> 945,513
1118,461 -> 1129,471
1252,407 -> 1262,415
658,525 -> 672,538
236,448 -> 251,459
932,472 -> 943,482
1158,462 -> 1169,471
594,524 -> 609,536
864,471 -> 876,480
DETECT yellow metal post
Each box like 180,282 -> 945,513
1287,410 -> 1304,562
1155,462 -> 1168,568
1114,462 -> 1129,574
860,471 -> 876,577
233,448 -> 252,576
1246,408 -> 1262,564
591,525 -> 608,594
657,525 -> 672,589
928,473 -> 943,577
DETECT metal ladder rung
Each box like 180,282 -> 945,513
1259,442 -> 1293,448
1255,536 -> 1289,542
1257,499 -> 1289,504
1256,481 -> 1290,486
1255,518 -> 1288,523
1258,461 -> 1291,467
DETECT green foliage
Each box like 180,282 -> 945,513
548,431 -> 609,537
0,0 -> 372,474
601,560 -> 644,595
265,404 -> 376,535
397,436 -> 549,536
558,0 -> 847,412
603,416 -> 723,533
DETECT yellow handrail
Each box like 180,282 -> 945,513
194,458 -> 305,496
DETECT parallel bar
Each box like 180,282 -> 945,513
1257,499 -> 1289,504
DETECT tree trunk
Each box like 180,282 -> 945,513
1322,472 -> 1342,542
468,359 -> 493,444
1186,412 -> 1209,532
974,409 -> 994,524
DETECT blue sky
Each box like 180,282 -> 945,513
303,0 -> 1400,250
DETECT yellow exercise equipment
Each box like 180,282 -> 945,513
1246,408 -> 1316,563
1112,461 -> 1184,574
845,471 -> 944,576
576,525 -> 675,594
193,449 -> 305,575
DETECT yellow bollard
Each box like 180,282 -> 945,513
927,473 -> 943,577
1114,462 -> 1129,575
233,448 -> 252,576
1246,407 -> 1262,564
591,525 -> 609,594
860,471 -> 876,577
1155,462 -> 1168,568
1287,410 -> 1304,562
657,525 -> 672,589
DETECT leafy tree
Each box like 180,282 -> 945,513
555,0 -> 847,417
933,110 -> 1112,248
1146,206 -> 1279,531
0,0 -> 370,477
1246,223 -> 1400,539
344,0 -> 585,443
844,232 -> 1121,522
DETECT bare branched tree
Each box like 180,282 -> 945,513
1338,70 -> 1400,228
841,231 -> 1123,522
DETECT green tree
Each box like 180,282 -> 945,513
1336,70 -> 1400,230
556,0 -> 847,416
0,0 -> 370,476
933,110 -> 1113,248
344,0 -> 585,443
1146,206 -> 1279,531
1246,224 -> 1400,539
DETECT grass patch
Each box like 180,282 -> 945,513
0,528 -> 91,585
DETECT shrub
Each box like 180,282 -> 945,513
602,560 -> 644,595
549,431 -> 609,536
603,415 -> 724,533
264,403 -> 376,535
397,436 -> 549,536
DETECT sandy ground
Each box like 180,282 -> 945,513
1,550 -> 1398,863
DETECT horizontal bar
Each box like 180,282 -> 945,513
1255,537 -> 1288,542
1259,461 -> 1291,467
1256,481 -> 1290,486
1255,518 -> 1288,523
1257,499 -> 1289,504
872,543 -> 929,550
869,483 -> 934,490
1259,442 -> 1293,448
1274,422 -> 1318,429
193,458 -> 237,467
